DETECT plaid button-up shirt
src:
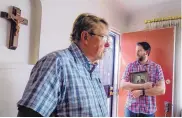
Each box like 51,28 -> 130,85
17,43 -> 108,117
122,60 -> 164,114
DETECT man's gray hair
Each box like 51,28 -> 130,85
70,13 -> 108,42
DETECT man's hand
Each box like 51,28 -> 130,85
143,82 -> 153,89
131,90 -> 142,98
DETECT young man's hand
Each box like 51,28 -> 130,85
143,82 -> 153,89
131,90 -> 143,98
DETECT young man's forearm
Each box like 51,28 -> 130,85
145,86 -> 165,96
120,81 -> 143,91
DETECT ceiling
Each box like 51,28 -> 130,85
117,0 -> 179,13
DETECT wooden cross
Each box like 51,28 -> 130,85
0,6 -> 28,50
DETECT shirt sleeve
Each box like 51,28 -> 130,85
156,65 -> 165,82
17,54 -> 62,117
121,64 -> 131,82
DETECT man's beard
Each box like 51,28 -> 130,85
138,56 -> 145,62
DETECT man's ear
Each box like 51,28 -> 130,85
84,35 -> 87,40
81,31 -> 88,45
145,51 -> 149,56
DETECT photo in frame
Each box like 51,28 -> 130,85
130,71 -> 148,84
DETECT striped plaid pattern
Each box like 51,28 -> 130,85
17,43 -> 108,117
122,60 -> 164,114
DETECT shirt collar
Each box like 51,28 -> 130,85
68,43 -> 98,71
136,60 -> 151,66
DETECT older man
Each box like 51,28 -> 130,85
17,13 -> 110,117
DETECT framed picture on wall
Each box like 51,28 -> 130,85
130,71 -> 148,84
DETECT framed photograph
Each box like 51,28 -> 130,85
130,71 -> 148,84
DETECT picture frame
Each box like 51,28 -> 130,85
130,71 -> 148,84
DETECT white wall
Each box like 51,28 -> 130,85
0,0 -> 41,116
0,0 -> 41,64
0,64 -> 33,117
126,0 -> 181,116
127,0 -> 181,32
173,26 -> 182,117
39,0 -> 127,58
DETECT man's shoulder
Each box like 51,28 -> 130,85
52,48 -> 73,60
38,48 -> 73,64
148,60 -> 161,67
127,61 -> 137,66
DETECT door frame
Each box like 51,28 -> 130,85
172,26 -> 177,116
109,29 -> 121,117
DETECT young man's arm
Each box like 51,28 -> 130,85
145,65 -> 166,96
132,65 -> 166,97
120,79 -> 153,91
131,79 -> 165,98
145,79 -> 165,96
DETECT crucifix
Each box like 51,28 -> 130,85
0,6 -> 28,50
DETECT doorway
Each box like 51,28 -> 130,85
118,28 -> 174,117
99,30 -> 120,117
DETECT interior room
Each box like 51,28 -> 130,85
0,0 -> 181,117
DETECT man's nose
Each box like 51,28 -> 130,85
104,42 -> 110,48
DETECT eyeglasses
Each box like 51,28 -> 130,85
88,32 -> 109,42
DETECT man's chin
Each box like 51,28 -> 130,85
98,55 -> 103,60
98,53 -> 104,60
